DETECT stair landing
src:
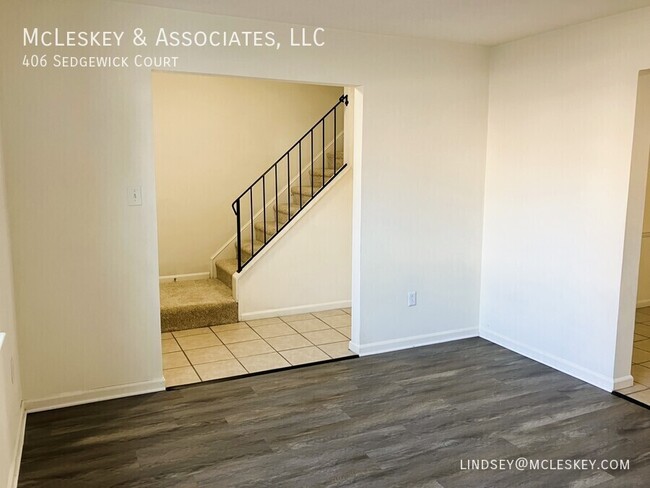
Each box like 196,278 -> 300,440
160,279 -> 238,333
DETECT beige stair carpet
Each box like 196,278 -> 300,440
160,279 -> 238,332
215,258 -> 238,289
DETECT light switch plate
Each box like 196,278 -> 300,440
128,186 -> 142,206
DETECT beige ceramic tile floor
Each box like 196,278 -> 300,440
162,308 -> 354,387
617,307 -> 650,406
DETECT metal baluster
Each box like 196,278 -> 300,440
236,199 -> 241,272
232,97 -> 347,272
249,189 -> 254,259
275,165 -> 278,229
262,175 -> 267,243
322,119 -> 325,192
299,142 -> 302,208
334,106 -> 337,175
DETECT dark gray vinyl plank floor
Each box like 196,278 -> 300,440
18,338 -> 650,487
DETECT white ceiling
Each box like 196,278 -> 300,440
119,0 -> 650,45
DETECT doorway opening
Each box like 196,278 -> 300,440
616,69 -> 650,406
151,71 -> 361,387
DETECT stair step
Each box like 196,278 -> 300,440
215,258 -> 238,289
291,183 -> 329,205
160,279 -> 238,332
253,220 -> 286,239
263,203 -> 300,225
302,174 -> 331,187
311,166 -> 336,177
291,184 -> 323,197
326,151 -> 344,168
291,175 -> 331,192
275,203 -> 301,218
235,238 -> 266,259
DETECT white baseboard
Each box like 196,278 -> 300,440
637,299 -> 650,308
24,378 -> 166,413
614,374 -> 634,390
8,404 -> 26,488
480,328 -> 617,392
239,300 -> 351,321
159,272 -> 209,283
352,327 -> 479,356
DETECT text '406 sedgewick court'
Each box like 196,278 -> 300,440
22,54 -> 179,68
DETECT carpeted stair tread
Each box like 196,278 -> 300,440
273,203 -> 302,224
311,166 -> 336,177
326,151 -> 344,168
254,219 -> 287,238
291,184 -> 324,197
302,174 -> 331,187
160,279 -> 238,332
275,203 -> 302,216
236,238 -> 266,257
215,258 -> 238,289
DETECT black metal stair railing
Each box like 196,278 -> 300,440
232,94 -> 349,272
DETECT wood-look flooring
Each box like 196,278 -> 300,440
18,338 -> 650,487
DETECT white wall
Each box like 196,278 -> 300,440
0,119 -> 24,488
237,170 -> 352,319
633,75 -> 650,307
481,8 -> 650,390
153,72 -> 342,276
0,0 -> 489,406
0,0 -> 168,409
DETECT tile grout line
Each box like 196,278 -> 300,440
217,326 -> 276,375
162,336 -> 185,367
175,328 -> 226,381
631,315 -> 650,405
170,334 -> 350,360
163,311 -> 353,386
218,340 -> 255,375
177,338 -> 202,383
214,331 -> 350,370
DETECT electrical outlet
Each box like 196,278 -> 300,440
127,186 -> 142,206
408,291 -> 417,307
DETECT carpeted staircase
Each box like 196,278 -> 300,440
160,150 -> 343,333
161,94 -> 347,334
215,149 -> 343,287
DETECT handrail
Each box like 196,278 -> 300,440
232,94 -> 348,213
232,94 -> 349,272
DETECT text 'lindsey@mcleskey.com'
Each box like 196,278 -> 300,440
460,458 -> 631,471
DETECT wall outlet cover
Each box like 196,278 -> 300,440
408,291 -> 417,307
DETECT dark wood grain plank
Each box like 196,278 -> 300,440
18,338 -> 650,487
